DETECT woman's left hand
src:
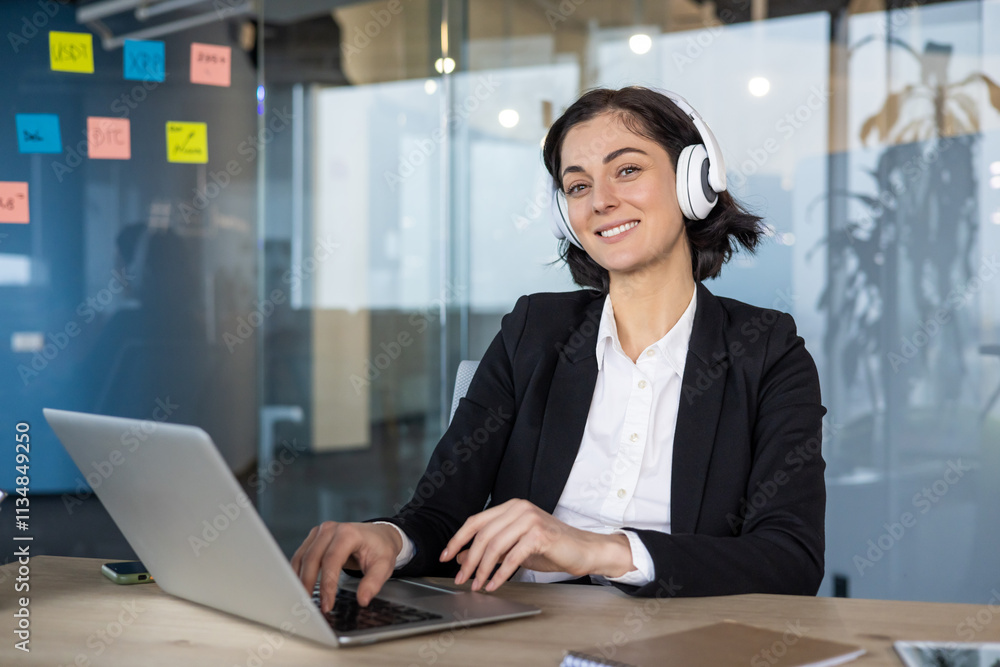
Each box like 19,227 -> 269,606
439,499 -> 635,592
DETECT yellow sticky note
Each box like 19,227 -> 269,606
0,182 -> 30,224
166,122 -> 208,163
50,32 -> 94,73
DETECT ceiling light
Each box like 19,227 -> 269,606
629,33 -> 652,55
748,76 -> 770,97
434,57 -> 456,74
499,109 -> 519,128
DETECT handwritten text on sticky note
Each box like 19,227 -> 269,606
190,43 -> 231,87
88,117 -> 131,160
15,114 -> 62,154
0,183 -> 30,224
166,122 -> 208,163
124,39 -> 165,82
50,32 -> 94,73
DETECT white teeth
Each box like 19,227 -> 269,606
599,221 -> 639,238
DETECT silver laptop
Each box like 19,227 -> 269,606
44,408 -> 540,647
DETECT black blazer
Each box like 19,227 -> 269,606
382,282 -> 827,598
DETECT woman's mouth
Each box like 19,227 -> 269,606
597,221 -> 639,239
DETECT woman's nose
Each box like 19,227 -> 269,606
590,180 -> 619,213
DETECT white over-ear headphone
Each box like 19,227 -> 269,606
550,88 -> 727,249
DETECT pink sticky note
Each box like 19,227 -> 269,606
87,117 -> 131,159
0,182 -> 30,224
190,43 -> 231,87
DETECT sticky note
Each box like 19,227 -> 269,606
88,117 -> 131,160
0,183 -> 30,224
190,43 -> 231,87
16,114 -> 62,153
166,122 -> 208,163
124,39 -> 165,82
49,31 -> 94,73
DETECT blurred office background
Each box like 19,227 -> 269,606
1,0 -> 998,604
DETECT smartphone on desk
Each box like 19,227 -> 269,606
102,561 -> 154,584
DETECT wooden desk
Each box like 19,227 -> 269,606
1,556 -> 996,666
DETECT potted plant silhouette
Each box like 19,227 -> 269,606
814,39 -> 1000,468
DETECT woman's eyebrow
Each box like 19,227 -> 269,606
561,147 -> 649,179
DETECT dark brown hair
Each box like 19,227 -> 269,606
542,86 -> 765,294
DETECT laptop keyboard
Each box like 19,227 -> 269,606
312,584 -> 443,633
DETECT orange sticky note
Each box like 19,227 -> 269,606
50,31 -> 94,73
88,117 -> 131,160
0,182 -> 30,224
190,43 -> 231,87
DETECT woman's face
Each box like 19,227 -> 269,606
559,112 -> 689,279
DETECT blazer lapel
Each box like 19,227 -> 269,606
529,297 -> 602,514
671,282 -> 730,534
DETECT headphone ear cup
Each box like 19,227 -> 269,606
549,189 -> 583,248
676,144 -> 716,221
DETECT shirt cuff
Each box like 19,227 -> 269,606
372,521 -> 416,569
606,529 -> 655,586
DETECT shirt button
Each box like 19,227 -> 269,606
645,349 -> 655,357
638,380 -> 647,389
617,488 -> 626,499
629,433 -> 639,442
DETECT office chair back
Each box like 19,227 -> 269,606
449,360 -> 480,424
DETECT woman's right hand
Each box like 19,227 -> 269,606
290,522 -> 403,613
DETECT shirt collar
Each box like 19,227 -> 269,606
595,285 -> 698,377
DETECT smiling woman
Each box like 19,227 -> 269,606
292,85 -> 827,608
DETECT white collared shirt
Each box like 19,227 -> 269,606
384,286 -> 698,587
515,286 -> 696,585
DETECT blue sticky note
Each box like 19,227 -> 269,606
15,114 -> 62,153
123,39 -> 165,82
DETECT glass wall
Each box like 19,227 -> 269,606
259,0 -> 999,604
1,0 -> 259,493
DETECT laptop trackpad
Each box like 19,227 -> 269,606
339,575 -> 456,602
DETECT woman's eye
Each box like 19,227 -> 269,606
619,164 -> 640,177
566,183 -> 586,194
